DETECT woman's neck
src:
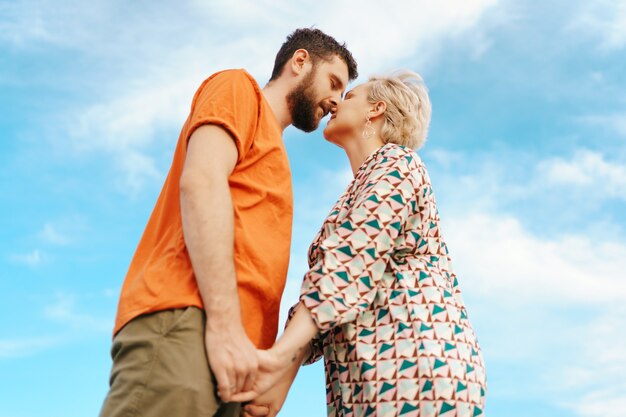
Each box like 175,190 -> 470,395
343,136 -> 385,176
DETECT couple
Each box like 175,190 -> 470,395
99,28 -> 486,417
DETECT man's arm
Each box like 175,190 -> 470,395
180,124 -> 257,402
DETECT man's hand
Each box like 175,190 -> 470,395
206,321 -> 259,402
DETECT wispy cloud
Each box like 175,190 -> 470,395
555,306 -> 626,417
39,223 -> 70,246
8,249 -> 43,267
43,292 -> 112,333
0,337 -> 59,359
35,216 -> 89,246
569,1 -> 626,51
579,112 -> 626,137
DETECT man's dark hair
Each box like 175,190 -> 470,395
270,28 -> 358,82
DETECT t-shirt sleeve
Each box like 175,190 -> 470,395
186,70 -> 260,163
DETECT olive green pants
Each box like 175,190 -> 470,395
99,307 -> 241,417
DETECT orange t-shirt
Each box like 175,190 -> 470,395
114,69 -> 293,349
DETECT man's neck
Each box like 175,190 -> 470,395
262,82 -> 292,131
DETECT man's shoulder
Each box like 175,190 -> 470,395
190,68 -> 262,112
203,68 -> 260,92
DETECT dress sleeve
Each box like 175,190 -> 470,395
300,151 -> 420,331
185,70 -> 259,163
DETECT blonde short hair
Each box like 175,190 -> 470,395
367,70 -> 432,149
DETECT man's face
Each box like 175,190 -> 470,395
287,55 -> 349,132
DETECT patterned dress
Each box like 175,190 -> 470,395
296,143 -> 486,417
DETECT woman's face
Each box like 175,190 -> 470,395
323,82 -> 372,147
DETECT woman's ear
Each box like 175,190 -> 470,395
369,101 -> 387,119
290,49 -> 311,76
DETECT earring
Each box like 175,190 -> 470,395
362,115 -> 375,139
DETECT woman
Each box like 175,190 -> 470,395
233,71 -> 486,417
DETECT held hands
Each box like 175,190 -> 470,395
230,348 -> 292,403
236,348 -> 294,417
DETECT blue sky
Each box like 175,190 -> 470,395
2,1 -> 626,416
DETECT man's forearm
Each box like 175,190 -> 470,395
180,172 -> 240,327
180,125 -> 257,399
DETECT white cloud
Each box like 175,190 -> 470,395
2,0 -> 501,191
538,150 -> 626,200
36,216 -> 89,246
444,212 -> 626,305
102,288 -> 118,298
0,337 -> 59,359
44,292 -> 112,333
579,112 -> 626,137
8,249 -> 43,267
568,392 -> 626,417
116,150 -> 164,195
1,292 -> 114,359
0,1 -> 54,46
39,223 -> 70,245
569,1 -> 626,51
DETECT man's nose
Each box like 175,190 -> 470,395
328,97 -> 339,114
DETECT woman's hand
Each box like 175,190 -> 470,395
230,348 -> 291,402
240,375 -> 292,417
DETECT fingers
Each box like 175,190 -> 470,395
212,365 -> 230,399
233,371 -> 242,401
230,391 -> 259,403
241,361 -> 257,393
234,353 -> 258,397
243,404 -> 270,417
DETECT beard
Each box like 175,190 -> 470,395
287,68 -> 325,132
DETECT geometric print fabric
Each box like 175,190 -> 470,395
294,144 -> 487,416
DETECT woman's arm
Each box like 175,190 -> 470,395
241,311 -> 316,417
272,303 -> 318,364
229,303 -> 316,403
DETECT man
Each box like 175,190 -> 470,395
99,28 -> 358,417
